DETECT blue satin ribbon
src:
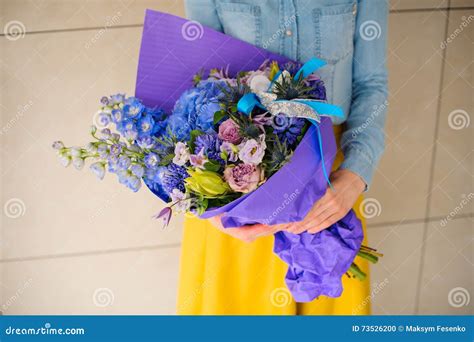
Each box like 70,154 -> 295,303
295,58 -> 326,79
236,57 -> 342,188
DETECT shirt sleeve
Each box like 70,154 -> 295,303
339,0 -> 389,189
184,0 -> 223,32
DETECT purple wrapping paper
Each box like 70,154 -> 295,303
135,10 -> 364,302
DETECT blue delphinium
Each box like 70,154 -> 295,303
168,80 -> 226,140
123,98 -> 144,119
272,114 -> 306,146
194,133 -> 223,163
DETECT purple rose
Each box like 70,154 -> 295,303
218,119 -> 242,144
224,163 -> 264,193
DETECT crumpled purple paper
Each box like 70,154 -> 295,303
135,9 -> 364,302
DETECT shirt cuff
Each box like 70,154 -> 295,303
339,146 -> 376,191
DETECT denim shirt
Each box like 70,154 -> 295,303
185,0 -> 388,187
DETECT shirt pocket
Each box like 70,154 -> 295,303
216,1 -> 262,46
312,1 -> 356,64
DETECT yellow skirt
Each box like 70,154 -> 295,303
177,126 -> 370,315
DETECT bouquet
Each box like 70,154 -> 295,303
53,10 -> 382,302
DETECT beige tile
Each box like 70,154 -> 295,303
0,0 -> 184,33
367,12 -> 447,224
390,0 -> 448,10
429,10 -> 474,217
450,0 -> 474,8
1,28 -> 184,260
418,217 -> 473,314
1,247 -> 180,314
367,223 -> 425,314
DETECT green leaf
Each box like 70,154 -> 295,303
213,110 -> 226,124
158,153 -> 174,166
204,160 -> 221,172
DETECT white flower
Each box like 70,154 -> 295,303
172,142 -> 190,166
249,74 -> 271,93
72,157 -> 85,170
170,189 -> 190,212
59,155 -> 71,167
238,135 -> 266,165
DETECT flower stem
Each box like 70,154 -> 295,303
348,263 -> 366,281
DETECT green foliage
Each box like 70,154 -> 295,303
262,134 -> 293,177
273,72 -> 314,100
229,112 -> 261,140
213,110 -> 227,124
218,76 -> 251,110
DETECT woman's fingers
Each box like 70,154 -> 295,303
288,206 -> 337,234
307,214 -> 340,234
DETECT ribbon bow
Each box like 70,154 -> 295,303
237,58 -> 344,187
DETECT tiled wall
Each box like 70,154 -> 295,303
1,0 -> 472,315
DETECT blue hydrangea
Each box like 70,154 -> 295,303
168,80 -> 226,140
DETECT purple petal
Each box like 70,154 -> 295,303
153,207 -> 172,229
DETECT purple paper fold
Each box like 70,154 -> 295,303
135,9 -> 364,302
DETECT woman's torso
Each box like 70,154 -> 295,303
212,0 -> 358,124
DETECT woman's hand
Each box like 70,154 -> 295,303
286,169 -> 366,234
208,215 -> 285,243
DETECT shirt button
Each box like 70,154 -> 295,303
285,29 -> 292,37
352,3 -> 357,15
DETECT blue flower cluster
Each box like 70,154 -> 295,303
99,94 -> 168,141
91,95 -> 171,193
272,114 -> 306,146
168,81 -> 226,140
194,133 -> 224,163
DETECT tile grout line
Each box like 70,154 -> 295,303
1,213 -> 472,265
367,212 -> 473,228
413,1 -> 451,315
390,6 -> 473,13
1,6 -> 473,37
0,23 -> 144,37
0,242 -> 181,264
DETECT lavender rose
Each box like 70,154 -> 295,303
218,119 -> 242,144
224,163 -> 264,193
